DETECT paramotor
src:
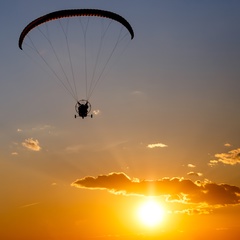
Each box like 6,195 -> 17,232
19,9 -> 134,118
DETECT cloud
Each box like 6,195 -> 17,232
147,143 -> 168,149
65,144 -> 84,152
131,90 -> 143,95
19,202 -> 40,208
224,143 -> 231,147
93,109 -> 100,115
31,125 -> 52,131
22,138 -> 41,151
72,172 -> 133,193
187,164 -> 196,168
208,160 -> 218,167
17,125 -> 55,134
72,172 -> 240,207
187,172 -> 203,177
173,208 -> 211,215
209,148 -> 240,166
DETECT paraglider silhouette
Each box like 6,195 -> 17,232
19,9 -> 134,119
75,100 -> 92,119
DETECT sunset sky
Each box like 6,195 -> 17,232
1,1 -> 240,239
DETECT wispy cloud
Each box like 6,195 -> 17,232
224,143 -> 231,147
72,172 -> 240,207
19,202 -> 40,208
93,109 -> 100,115
209,148 -> 240,166
173,208 -> 211,215
131,90 -> 143,95
187,164 -> 196,168
11,152 -> 18,156
147,143 -> 168,149
187,172 -> 203,177
17,125 -> 54,134
65,144 -> 85,152
22,138 -> 41,151
31,125 -> 52,131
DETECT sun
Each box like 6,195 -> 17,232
137,199 -> 165,227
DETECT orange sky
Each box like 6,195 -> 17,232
1,0 -> 240,239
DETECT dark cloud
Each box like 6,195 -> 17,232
72,172 -> 240,206
174,208 -> 211,215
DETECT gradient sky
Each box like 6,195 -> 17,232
1,1 -> 240,239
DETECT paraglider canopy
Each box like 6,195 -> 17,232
19,9 -> 134,50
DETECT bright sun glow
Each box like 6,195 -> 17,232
138,199 -> 165,227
